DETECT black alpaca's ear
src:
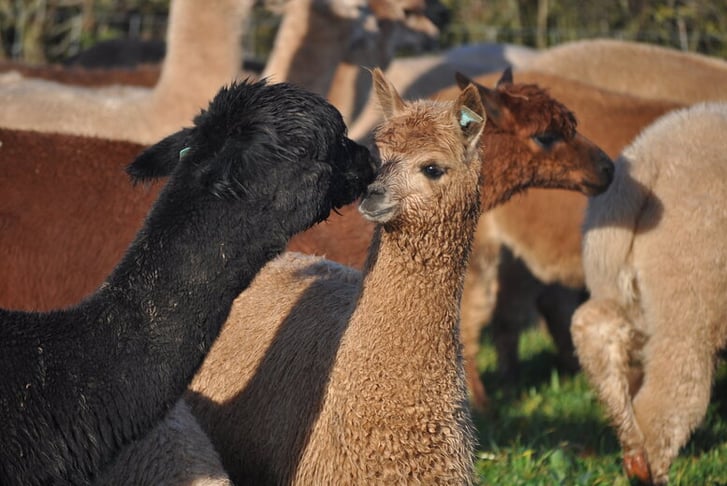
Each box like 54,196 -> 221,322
127,128 -> 193,182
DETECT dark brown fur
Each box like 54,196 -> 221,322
0,128 -> 161,310
0,60 -> 161,87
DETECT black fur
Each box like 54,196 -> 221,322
0,78 -> 375,485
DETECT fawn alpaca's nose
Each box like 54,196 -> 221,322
359,182 -> 398,223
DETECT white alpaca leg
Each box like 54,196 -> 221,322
571,299 -> 648,477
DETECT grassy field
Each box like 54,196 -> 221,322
470,324 -> 727,485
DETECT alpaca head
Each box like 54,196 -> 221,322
359,68 -> 485,228
128,78 -> 377,228
455,69 -> 614,198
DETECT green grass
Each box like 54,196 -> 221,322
471,325 -> 727,485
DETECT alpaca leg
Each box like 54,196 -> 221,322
632,335 -> 716,485
460,221 -> 501,410
571,299 -> 650,483
491,247 -> 541,383
536,284 -> 588,374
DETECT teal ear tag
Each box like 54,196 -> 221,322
460,106 -> 483,127
179,146 -> 191,160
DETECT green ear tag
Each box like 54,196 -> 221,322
460,106 -> 483,127
179,146 -> 191,160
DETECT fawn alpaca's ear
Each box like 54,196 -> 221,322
453,84 -> 486,152
127,128 -> 194,182
455,71 -> 507,128
372,67 -> 406,120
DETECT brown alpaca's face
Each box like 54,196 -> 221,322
359,69 -> 485,225
456,71 -> 615,197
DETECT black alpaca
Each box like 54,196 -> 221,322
0,79 -> 375,485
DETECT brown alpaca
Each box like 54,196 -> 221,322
438,70 -> 684,408
187,67 -> 487,484
528,39 -> 727,104
0,61 -> 161,87
0,128 -> 159,310
0,0 -> 250,144
572,102 -> 727,485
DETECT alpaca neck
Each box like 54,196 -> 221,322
480,129 -> 537,210
99,179 -> 290,394
347,197 -> 480,380
311,203 -> 480,481
262,0 -> 357,95
153,0 -> 249,106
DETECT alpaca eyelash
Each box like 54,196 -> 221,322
421,164 -> 446,179
532,132 -> 560,148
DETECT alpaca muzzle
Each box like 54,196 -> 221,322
358,182 -> 398,223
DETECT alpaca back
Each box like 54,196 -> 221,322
0,0 -> 249,144
583,102 -> 727,319
188,253 -> 362,484
528,39 -> 727,104
96,401 -> 231,486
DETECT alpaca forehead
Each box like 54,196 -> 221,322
377,136 -> 462,166
375,116 -> 462,158
501,85 -> 577,137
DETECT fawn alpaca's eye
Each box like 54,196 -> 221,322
532,132 -> 560,149
421,164 -> 445,180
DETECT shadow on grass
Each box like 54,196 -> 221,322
472,333 -> 727,461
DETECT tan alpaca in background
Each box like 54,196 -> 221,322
0,0 -> 250,144
261,0 -> 369,95
527,38 -> 727,104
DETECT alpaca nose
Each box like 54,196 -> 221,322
597,150 -> 615,186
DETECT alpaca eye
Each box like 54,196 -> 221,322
421,164 -> 445,180
532,132 -> 560,149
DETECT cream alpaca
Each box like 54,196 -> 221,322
572,102 -> 727,485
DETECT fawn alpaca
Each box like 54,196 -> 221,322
187,68 -> 486,484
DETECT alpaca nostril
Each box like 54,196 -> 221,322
365,183 -> 386,198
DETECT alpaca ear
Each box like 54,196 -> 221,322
456,72 -> 506,128
454,71 -> 471,90
496,67 -> 513,87
453,84 -> 486,150
372,67 -> 406,120
127,128 -> 193,182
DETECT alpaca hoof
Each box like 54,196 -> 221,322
623,450 -> 652,484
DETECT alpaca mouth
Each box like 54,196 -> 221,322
580,179 -> 611,196
358,199 -> 398,223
